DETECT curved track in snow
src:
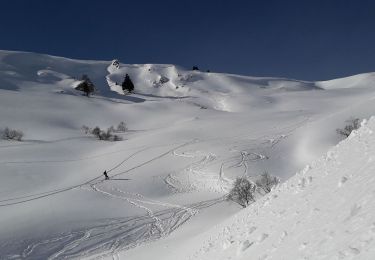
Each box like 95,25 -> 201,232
0,141 -> 191,207
6,193 -> 223,260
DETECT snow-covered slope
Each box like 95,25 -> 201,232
0,50 -> 375,259
188,117 -> 375,260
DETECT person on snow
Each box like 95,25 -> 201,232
103,170 -> 109,180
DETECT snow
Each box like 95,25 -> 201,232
188,117 -> 375,260
0,50 -> 375,259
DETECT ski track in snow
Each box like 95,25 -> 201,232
1,140 -> 212,259
3,51 -> 375,260
7,187 -> 222,260
0,141 -> 190,206
0,119 -> 304,259
165,123 -> 295,194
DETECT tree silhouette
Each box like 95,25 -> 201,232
76,74 -> 95,97
122,74 -> 135,93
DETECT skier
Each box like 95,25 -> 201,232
103,170 -> 109,180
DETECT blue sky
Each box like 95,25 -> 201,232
0,0 -> 374,80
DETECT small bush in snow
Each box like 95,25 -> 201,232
113,135 -> 122,141
336,118 -> 360,138
228,177 -> 256,208
91,126 -> 101,138
108,125 -> 115,133
256,171 -> 280,193
81,125 -> 91,134
2,127 -> 24,141
85,126 -> 122,141
98,128 -> 111,140
117,121 -> 127,132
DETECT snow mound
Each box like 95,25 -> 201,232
317,72 -> 375,89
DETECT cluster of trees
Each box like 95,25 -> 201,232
228,172 -> 280,208
82,121 -> 127,141
1,127 -> 23,141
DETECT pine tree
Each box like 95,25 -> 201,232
76,74 -> 95,97
122,74 -> 135,93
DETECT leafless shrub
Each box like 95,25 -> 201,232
81,125 -> 91,134
336,118 -> 361,138
108,125 -> 115,133
85,126 -> 122,141
91,126 -> 101,138
117,121 -> 127,132
2,127 -> 24,141
256,171 -> 280,193
228,177 -> 256,208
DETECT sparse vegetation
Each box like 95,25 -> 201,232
92,126 -> 123,141
1,127 -> 24,141
256,171 -> 280,193
81,125 -> 90,134
117,121 -> 128,132
228,177 -> 256,208
82,122 -> 127,141
336,118 -> 361,138
228,171 -> 280,208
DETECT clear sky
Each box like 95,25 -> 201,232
0,0 -> 374,80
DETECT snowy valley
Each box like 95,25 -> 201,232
0,50 -> 375,259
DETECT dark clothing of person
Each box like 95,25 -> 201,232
104,171 -> 109,180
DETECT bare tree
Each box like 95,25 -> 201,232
117,121 -> 127,132
256,171 -> 280,193
336,118 -> 361,138
91,126 -> 101,138
228,177 -> 256,208
81,125 -> 91,134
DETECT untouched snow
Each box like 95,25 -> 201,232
0,50 -> 375,259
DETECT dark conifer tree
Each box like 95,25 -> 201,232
76,74 -> 95,97
122,74 -> 135,93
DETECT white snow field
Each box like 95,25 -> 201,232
187,117 -> 375,260
0,50 -> 374,259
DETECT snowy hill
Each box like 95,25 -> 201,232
0,50 -> 375,259
188,117 -> 375,260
